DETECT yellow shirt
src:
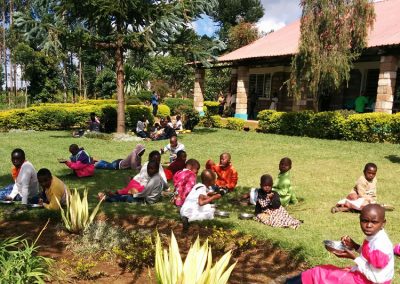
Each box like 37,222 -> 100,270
43,176 -> 67,210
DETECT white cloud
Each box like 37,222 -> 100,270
257,0 -> 301,32
256,18 -> 286,33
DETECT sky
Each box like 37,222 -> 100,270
192,0 -> 302,36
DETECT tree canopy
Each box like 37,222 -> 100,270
289,0 -> 375,111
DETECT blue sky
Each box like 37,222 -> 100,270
193,0 -> 302,36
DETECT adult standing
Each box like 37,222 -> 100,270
354,93 -> 369,113
151,91 -> 159,117
217,92 -> 225,115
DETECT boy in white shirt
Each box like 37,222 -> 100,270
160,135 -> 185,162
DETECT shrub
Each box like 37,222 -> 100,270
156,104 -> 171,118
155,231 -> 236,284
126,105 -> 154,131
0,236 -> 53,283
226,117 -> 245,131
78,99 -> 117,105
181,107 -> 200,130
308,111 -> 346,139
208,227 -> 256,256
100,105 -> 118,133
200,113 -> 224,128
279,111 -> 314,136
203,101 -> 220,115
163,98 -> 193,115
136,90 -> 152,102
126,97 -> 143,105
113,230 -> 154,272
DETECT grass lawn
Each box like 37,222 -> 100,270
1,128 -> 399,278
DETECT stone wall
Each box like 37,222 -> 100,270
375,56 -> 398,113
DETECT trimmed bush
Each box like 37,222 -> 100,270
163,98 -> 193,115
226,117 -> 245,131
156,104 -> 171,118
203,101 -> 220,115
126,105 -> 154,131
0,103 -> 155,132
199,114 -> 224,128
257,109 -> 400,144
126,97 -> 143,105
136,90 -> 152,102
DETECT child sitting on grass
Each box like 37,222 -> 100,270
99,160 -> 163,204
180,169 -> 221,231
164,150 -> 187,181
286,204 -> 394,284
61,144 -> 94,177
273,157 -> 297,206
0,148 -> 39,205
255,174 -> 302,229
160,135 -> 185,163
332,163 -> 377,213
206,152 -> 238,194
37,168 -> 68,210
173,159 -> 201,206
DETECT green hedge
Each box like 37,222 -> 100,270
199,114 -> 224,128
156,104 -> 171,118
257,110 -> 400,143
226,117 -> 245,131
0,104 -> 154,132
203,101 -> 220,115
163,98 -> 193,115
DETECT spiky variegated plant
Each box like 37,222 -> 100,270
56,189 -> 104,234
289,0 -> 375,111
155,232 -> 236,284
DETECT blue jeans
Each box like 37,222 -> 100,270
137,131 -> 147,138
95,159 -> 123,170
105,194 -> 145,203
0,184 -> 14,200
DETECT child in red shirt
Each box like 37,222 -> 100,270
164,150 -> 187,181
206,152 -> 238,193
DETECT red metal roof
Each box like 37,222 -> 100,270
218,0 -> 400,62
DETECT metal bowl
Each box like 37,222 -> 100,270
0,200 -> 14,204
323,240 -> 347,253
27,204 -> 44,208
215,210 -> 230,218
239,213 -> 254,220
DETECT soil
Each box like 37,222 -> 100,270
0,215 -> 307,283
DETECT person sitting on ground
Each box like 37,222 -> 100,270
88,112 -> 101,132
61,144 -> 94,177
99,160 -> 163,204
95,144 -> 145,171
153,118 -> 177,141
166,116 -> 174,128
149,122 -> 162,140
174,115 -> 183,131
255,174 -> 302,229
0,148 -> 39,205
160,135 -> 185,163
173,159 -> 201,207
136,116 -> 148,138
332,163 -> 378,214
139,150 -> 168,189
180,169 -> 221,231
37,168 -> 68,210
273,157 -> 298,207
286,204 -> 394,284
205,152 -> 238,194
164,150 -> 187,181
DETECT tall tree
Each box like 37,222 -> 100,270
60,0 -> 218,133
227,21 -> 259,51
289,0 -> 375,111
209,0 -> 263,42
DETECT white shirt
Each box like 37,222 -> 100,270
138,161 -> 167,189
180,183 -> 215,222
136,120 -> 147,133
9,161 -> 39,204
163,142 -> 185,161
175,120 -> 183,130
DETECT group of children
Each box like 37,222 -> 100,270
0,136 -> 399,283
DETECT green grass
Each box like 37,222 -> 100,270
0,128 -> 399,278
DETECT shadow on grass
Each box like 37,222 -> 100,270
49,134 -> 74,139
385,155 -> 400,164
192,128 -> 218,135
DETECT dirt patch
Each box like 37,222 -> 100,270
0,215 -> 306,283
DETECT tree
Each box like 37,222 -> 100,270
60,0 -> 218,133
209,0 -> 264,42
289,0 -> 375,111
227,21 -> 259,51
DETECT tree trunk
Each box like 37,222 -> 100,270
62,60 -> 68,103
1,1 -> 7,101
115,39 -> 125,133
79,48 -> 82,99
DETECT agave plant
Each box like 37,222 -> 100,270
155,232 -> 236,284
56,189 -> 104,234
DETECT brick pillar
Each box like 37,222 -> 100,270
193,68 -> 205,115
235,66 -> 249,120
375,56 -> 398,113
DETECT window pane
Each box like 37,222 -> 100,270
264,74 -> 271,98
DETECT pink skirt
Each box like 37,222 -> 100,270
302,265 -> 375,284
117,179 -> 144,195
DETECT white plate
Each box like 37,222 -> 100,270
0,200 -> 14,204
215,210 -> 230,218
27,204 -> 44,208
239,213 -> 254,220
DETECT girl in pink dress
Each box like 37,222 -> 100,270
173,159 -> 200,207
286,204 -> 394,284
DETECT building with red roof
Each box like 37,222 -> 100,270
193,0 -> 400,119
